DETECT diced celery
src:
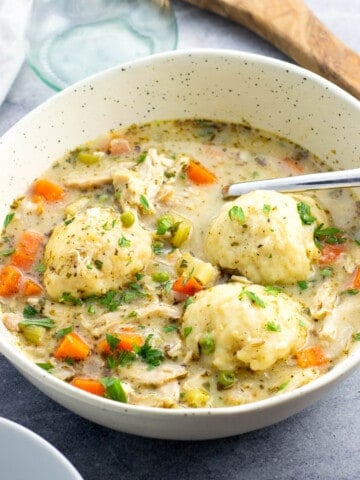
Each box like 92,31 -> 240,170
77,151 -> 100,165
20,324 -> 45,345
176,252 -> 218,286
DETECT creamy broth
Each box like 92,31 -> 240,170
1,119 -> 360,408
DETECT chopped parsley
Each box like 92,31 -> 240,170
134,334 -> 164,368
36,362 -> 54,372
23,305 -> 39,318
19,318 -> 55,329
55,326 -> 73,339
314,223 -> 346,247
152,241 -> 164,255
297,280 -> 308,291
100,377 -> 127,402
183,326 -> 193,337
3,212 -> 14,228
277,380 -> 290,391
263,204 -> 271,215
266,321 -> 281,332
228,205 -> 245,223
35,263 -> 46,273
136,152 -> 147,164
140,195 -> 151,211
297,202 -> 316,225
353,333 -> 360,341
163,325 -> 177,333
106,333 -> 120,351
320,267 -> 333,278
265,285 -> 282,296
184,296 -> 194,309
239,287 -> 266,308
59,292 -> 82,305
118,235 -> 131,247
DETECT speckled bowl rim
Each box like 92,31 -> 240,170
0,48 -> 359,429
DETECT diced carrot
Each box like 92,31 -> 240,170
0,265 -> 22,297
352,266 -> 360,288
23,278 -> 43,296
71,378 -> 105,396
10,230 -> 43,271
319,243 -> 346,264
99,332 -> 144,354
186,160 -> 217,185
282,157 -> 304,174
32,179 -> 65,202
172,275 -> 203,296
54,332 -> 90,361
296,346 -> 328,368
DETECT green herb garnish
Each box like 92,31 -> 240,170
118,235 -> 131,247
137,152 -> 147,165
35,263 -> 46,273
106,333 -> 120,351
341,289 -> 359,296
228,205 -> 245,223
297,202 -> 316,225
0,248 -> 15,256
134,334 -> 164,368
23,305 -> 39,318
266,321 -> 282,332
263,204 -> 271,215
94,259 -> 103,270
239,287 -> 266,308
36,362 -> 54,371
156,216 -> 173,235
59,292 -> 82,305
140,195 -> 151,211
19,318 -> 55,329
55,326 -> 73,339
297,280 -> 308,290
265,285 -> 282,296
163,325 -> 177,333
353,332 -> 360,341
100,377 -> 127,402
3,213 -> 14,228
183,326 -> 193,337
314,223 -> 346,247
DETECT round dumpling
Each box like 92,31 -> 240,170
182,282 -> 309,371
44,207 -> 152,299
205,190 -> 328,285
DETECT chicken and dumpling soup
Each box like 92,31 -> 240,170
1,119 -> 360,408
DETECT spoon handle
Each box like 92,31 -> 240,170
184,0 -> 360,99
222,168 -> 360,198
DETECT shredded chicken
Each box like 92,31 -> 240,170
123,363 -> 187,386
2,313 -> 21,332
129,380 -> 180,408
112,148 -> 174,212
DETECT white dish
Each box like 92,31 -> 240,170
0,417 -> 83,480
0,50 -> 360,440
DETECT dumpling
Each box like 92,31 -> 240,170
182,282 -> 309,371
43,207 -> 152,299
205,190 -> 328,285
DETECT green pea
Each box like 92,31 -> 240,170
217,371 -> 235,390
120,211 -> 135,228
199,333 -> 215,355
152,271 -> 170,283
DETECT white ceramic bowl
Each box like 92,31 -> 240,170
1,50 -> 360,440
0,418 -> 83,479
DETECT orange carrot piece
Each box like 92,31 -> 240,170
54,332 -> 90,361
32,179 -> 65,202
0,266 -> 22,297
23,278 -> 43,296
296,346 -> 328,368
71,378 -> 105,396
319,243 -> 346,264
172,275 -> 203,296
186,160 -> 217,185
283,157 -> 304,174
352,266 -> 360,288
10,230 -> 43,271
99,332 -> 144,354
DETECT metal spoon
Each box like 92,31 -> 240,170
222,168 -> 360,198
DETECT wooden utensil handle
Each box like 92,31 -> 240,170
184,0 -> 360,99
